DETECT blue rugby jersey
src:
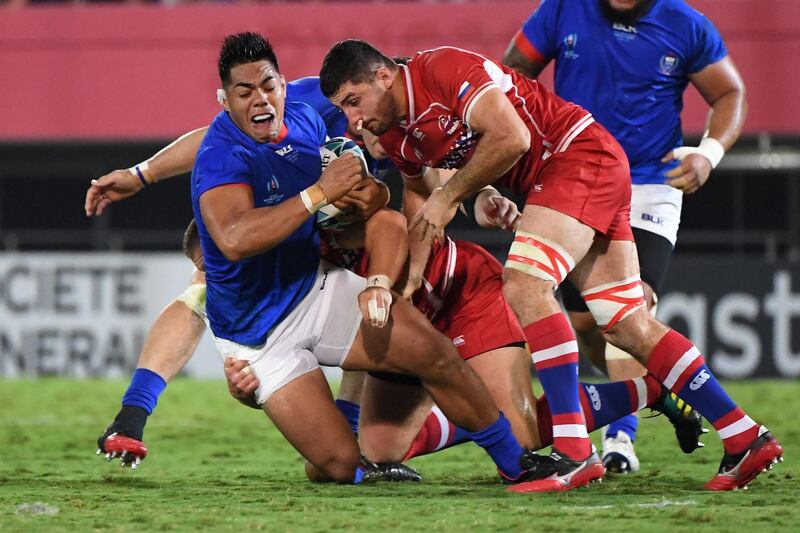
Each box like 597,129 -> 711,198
287,76 -> 395,181
191,101 -> 327,345
287,76 -> 348,137
515,0 -> 727,184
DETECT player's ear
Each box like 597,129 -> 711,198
279,74 -> 287,94
375,66 -> 393,89
217,88 -> 230,112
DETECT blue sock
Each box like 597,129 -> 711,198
122,368 -> 167,414
469,412 -> 524,479
353,465 -> 365,484
335,399 -> 360,434
607,414 -> 639,442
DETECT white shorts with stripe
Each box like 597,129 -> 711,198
213,261 -> 363,405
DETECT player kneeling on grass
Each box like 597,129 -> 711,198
99,32 -> 537,486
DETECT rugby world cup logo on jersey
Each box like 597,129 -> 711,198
563,33 -> 579,59
263,174 -> 285,204
660,52 -> 679,75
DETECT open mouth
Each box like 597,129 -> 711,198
251,113 -> 275,127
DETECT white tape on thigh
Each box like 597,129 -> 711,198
581,275 -> 645,331
175,283 -> 207,321
505,231 -> 576,285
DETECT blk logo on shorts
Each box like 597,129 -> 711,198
641,212 -> 664,225
452,335 -> 466,346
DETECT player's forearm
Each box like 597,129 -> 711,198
137,300 -> 207,382
141,127 -> 209,183
217,197 -> 312,261
705,88 -> 747,151
363,209 -> 408,284
402,184 -> 434,287
440,129 -> 528,204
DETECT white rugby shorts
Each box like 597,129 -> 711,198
213,260 -> 364,405
629,184 -> 683,245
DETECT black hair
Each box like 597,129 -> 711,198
182,219 -> 201,260
218,32 -> 279,86
319,40 -> 396,98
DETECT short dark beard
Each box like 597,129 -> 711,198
599,0 -> 656,26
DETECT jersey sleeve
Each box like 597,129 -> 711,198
513,0 -> 559,63
688,15 -> 728,73
419,49 -> 508,128
392,153 -> 424,179
193,144 -> 255,198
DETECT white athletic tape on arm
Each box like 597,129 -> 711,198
366,275 -> 393,291
672,137 -> 725,169
300,184 -> 328,214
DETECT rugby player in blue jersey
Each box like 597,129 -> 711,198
504,0 -> 749,478
93,32 -> 536,486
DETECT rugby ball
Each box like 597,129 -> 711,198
317,137 -> 368,231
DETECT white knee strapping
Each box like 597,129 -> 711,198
505,231 -> 576,285
581,275 -> 645,331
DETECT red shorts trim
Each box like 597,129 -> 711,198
525,122 -> 634,241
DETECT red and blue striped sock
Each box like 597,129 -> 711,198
647,329 -> 759,454
525,313 -> 591,460
535,376 -> 660,447
403,406 -> 471,460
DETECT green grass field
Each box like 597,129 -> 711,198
1,378 -> 797,532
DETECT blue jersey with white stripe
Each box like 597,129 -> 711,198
519,0 -> 727,184
191,102 -> 327,345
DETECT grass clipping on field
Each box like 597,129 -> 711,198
0,378 -> 797,531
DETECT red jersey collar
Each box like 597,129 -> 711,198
399,64 -> 416,126
270,123 -> 289,144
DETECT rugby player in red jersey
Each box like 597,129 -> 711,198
319,40 -> 782,492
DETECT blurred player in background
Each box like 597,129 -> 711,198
503,0 -> 748,475
319,39 -> 782,492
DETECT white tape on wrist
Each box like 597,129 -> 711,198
673,137 -> 725,168
300,184 -> 327,214
366,275 -> 393,291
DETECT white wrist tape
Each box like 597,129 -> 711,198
300,184 -> 327,214
366,275 -> 393,291
672,137 -> 725,168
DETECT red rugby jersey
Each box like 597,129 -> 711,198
379,47 -> 594,194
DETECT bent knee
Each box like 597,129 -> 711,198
367,207 -> 405,231
602,309 -> 666,357
311,449 -> 362,484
